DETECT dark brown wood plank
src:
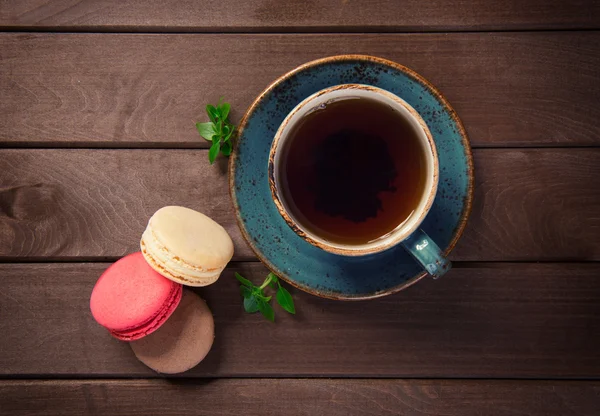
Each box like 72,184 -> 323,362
1,0 -> 599,32
452,148 -> 600,261
2,379 -> 599,416
1,262 -> 599,377
1,33 -> 599,147
1,149 -> 598,262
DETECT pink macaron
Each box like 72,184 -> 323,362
90,252 -> 183,341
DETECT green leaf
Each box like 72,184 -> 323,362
276,285 -> 295,314
244,295 -> 260,313
221,140 -> 232,156
240,285 -> 252,299
206,104 -> 218,123
222,124 -> 231,137
219,102 -> 231,120
258,299 -> 275,322
235,272 -> 253,288
224,127 -> 235,142
201,101 -> 236,164
196,122 -> 215,141
208,140 -> 221,164
252,287 -> 271,303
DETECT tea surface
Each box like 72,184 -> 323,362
279,96 -> 427,245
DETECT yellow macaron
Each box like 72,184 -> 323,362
141,206 -> 234,287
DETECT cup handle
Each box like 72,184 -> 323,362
401,229 -> 451,279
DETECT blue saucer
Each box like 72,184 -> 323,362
230,55 -> 474,300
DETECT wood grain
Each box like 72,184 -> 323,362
1,32 -> 599,147
1,149 -> 598,261
452,149 -> 600,261
1,0 -> 599,32
1,379 -> 599,416
1,262 -> 599,378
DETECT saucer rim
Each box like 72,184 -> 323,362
229,54 -> 474,301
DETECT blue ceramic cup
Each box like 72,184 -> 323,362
268,84 -> 451,279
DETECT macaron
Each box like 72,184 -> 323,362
140,206 -> 234,287
130,289 -> 215,374
90,252 -> 183,341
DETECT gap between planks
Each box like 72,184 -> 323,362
1,144 -> 600,150
2,28 -> 600,34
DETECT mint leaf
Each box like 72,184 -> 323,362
197,100 -> 236,164
240,286 -> 252,298
235,271 -> 296,322
235,272 -> 253,288
224,127 -> 234,142
222,124 -> 231,137
196,122 -> 215,141
208,140 -> 221,164
219,102 -> 231,120
206,104 -> 218,123
244,296 -> 260,313
257,294 -> 272,302
221,140 -> 232,156
258,299 -> 275,322
276,285 -> 295,314
252,286 -> 271,301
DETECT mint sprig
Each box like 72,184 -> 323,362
235,272 -> 296,321
195,99 -> 236,164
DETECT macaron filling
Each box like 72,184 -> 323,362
141,228 -> 224,282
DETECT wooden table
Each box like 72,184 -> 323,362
1,1 -> 600,414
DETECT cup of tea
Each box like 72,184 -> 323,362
268,84 -> 450,278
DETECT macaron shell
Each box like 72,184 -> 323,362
141,237 -> 221,287
130,290 -> 215,374
90,252 -> 183,336
109,284 -> 182,341
146,206 -> 233,270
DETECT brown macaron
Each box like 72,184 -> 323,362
130,289 -> 214,374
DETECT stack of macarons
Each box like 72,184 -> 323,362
90,206 -> 234,374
